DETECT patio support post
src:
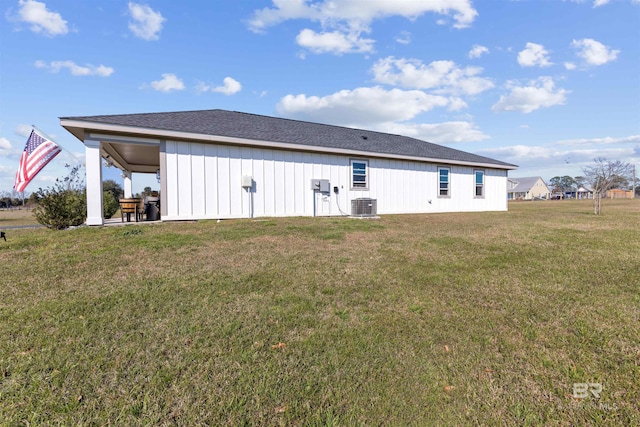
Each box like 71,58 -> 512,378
123,172 -> 133,198
85,139 -> 104,226
159,140 -> 167,219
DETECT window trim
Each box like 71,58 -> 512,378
474,169 -> 485,199
438,166 -> 451,198
351,159 -> 369,190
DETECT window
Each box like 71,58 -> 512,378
351,159 -> 368,189
475,170 -> 485,198
438,167 -> 450,197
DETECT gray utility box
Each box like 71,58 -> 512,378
310,179 -> 330,193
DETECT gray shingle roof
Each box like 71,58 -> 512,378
61,109 -> 516,169
508,176 -> 546,192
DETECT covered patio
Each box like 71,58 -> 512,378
61,118 -> 167,226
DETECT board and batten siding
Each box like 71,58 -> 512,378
163,140 -> 508,220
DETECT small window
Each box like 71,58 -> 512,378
475,170 -> 484,198
438,167 -> 450,197
351,160 -> 368,189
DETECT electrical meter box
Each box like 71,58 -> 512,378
310,179 -> 330,193
242,175 -> 253,188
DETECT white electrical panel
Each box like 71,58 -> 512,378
242,175 -> 253,188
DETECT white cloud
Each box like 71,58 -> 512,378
517,42 -> 552,67
477,133 -> 640,177
478,144 -> 633,167
248,0 -> 313,32
447,97 -> 468,111
248,0 -> 478,32
276,86 -> 452,127
128,2 -> 165,41
147,73 -> 185,92
479,144 -> 558,161
395,31 -> 411,45
196,77 -> 243,95
564,0 -> 639,6
248,1 -> 477,56
214,77 -> 242,95
468,44 -> 489,59
377,121 -> 489,143
371,56 -> 494,96
555,135 -> 640,146
15,124 -> 32,137
0,138 -> 12,150
277,85 -> 489,143
296,28 -> 374,54
571,38 -> 619,66
564,62 -> 577,70
35,60 -> 114,76
16,0 -> 68,37
492,77 -> 568,114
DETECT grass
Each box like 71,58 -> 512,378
1,199 -> 639,425
0,208 -> 40,228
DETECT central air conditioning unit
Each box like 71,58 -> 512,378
351,198 -> 377,217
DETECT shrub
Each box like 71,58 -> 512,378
33,165 -> 87,229
103,191 -> 118,219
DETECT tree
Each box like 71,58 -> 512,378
103,179 -> 124,201
610,175 -> 630,189
28,192 -> 41,205
582,158 -> 632,215
549,176 -> 576,194
574,176 -> 586,188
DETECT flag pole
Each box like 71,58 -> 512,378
31,125 -> 84,166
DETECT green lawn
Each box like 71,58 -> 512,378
1,200 -> 638,425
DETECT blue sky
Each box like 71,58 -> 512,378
1,0 -> 639,195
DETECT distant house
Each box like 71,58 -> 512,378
60,109 -> 517,225
575,185 -> 594,199
605,189 -> 633,199
507,177 -> 551,200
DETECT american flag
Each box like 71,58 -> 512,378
14,129 -> 62,192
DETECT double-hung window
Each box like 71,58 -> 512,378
438,167 -> 450,197
351,160 -> 368,189
474,170 -> 485,198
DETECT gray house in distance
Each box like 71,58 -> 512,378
60,109 -> 517,225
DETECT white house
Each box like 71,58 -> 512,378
507,176 -> 551,200
60,109 -> 517,225
576,185 -> 594,199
